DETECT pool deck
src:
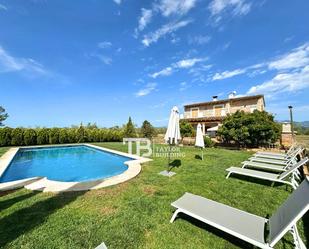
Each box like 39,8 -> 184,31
0,143 -> 152,193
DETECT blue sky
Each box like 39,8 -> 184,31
1,0 -> 309,127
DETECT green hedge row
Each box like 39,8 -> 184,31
0,127 -> 124,146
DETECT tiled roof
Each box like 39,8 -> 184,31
184,94 -> 264,108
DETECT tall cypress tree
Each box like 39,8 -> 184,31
124,117 -> 137,137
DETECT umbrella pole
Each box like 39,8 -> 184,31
167,143 -> 171,172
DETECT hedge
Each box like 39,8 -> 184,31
0,127 -> 124,147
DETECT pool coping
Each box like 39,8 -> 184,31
0,143 -> 152,192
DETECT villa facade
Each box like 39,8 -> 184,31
182,93 -> 265,135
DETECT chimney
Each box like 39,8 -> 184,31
228,91 -> 236,99
212,96 -> 218,101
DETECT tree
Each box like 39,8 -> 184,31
140,120 -> 156,139
76,123 -> 87,142
123,117 -> 137,138
218,110 -> 281,147
0,106 -> 8,126
180,120 -> 195,137
49,128 -> 60,144
23,129 -> 37,145
37,128 -> 49,145
11,128 -> 24,145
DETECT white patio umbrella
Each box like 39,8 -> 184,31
164,106 -> 181,172
195,123 -> 205,160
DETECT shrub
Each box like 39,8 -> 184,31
11,128 -> 24,145
0,127 -> 12,146
180,120 -> 195,137
0,126 -> 124,147
76,125 -> 87,143
204,136 -> 214,147
37,128 -> 49,145
23,129 -> 37,145
140,120 -> 156,139
218,110 -> 281,147
49,128 -> 60,144
59,129 -> 69,144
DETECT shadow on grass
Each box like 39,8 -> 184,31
195,155 -> 203,160
227,174 -> 293,191
176,213 -> 253,248
0,192 -> 38,212
303,212 -> 309,247
0,187 -> 86,248
169,159 -> 182,171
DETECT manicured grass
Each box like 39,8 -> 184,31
0,143 -> 308,249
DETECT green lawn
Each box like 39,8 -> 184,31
0,143 -> 308,249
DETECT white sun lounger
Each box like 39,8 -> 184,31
226,158 -> 308,189
170,179 -> 309,249
241,161 -> 287,172
254,147 -> 303,161
255,144 -> 298,157
243,152 -> 301,172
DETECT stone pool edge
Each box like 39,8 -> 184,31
0,143 -> 152,193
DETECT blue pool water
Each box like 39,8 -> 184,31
0,145 -> 131,183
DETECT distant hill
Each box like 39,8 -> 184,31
295,121 -> 309,128
280,121 -> 309,128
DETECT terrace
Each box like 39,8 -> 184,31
0,142 -> 308,249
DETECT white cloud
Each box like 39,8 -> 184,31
142,19 -> 192,47
188,35 -> 211,45
208,0 -> 251,23
138,8 -> 153,32
98,41 -> 112,49
212,68 -> 246,80
89,53 -> 112,65
247,66 -> 309,97
268,43 -> 309,70
0,4 -> 7,11
174,58 -> 205,68
157,0 -> 197,16
113,0 -> 121,5
136,82 -> 157,97
150,67 -> 173,78
0,46 -> 48,75
150,57 -> 206,78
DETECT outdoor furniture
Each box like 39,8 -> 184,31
254,143 -> 298,157
226,158 -> 308,189
242,151 -> 302,172
170,179 -> 309,249
253,146 -> 302,161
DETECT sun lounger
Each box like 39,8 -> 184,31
242,161 -> 286,172
170,179 -> 309,249
255,144 -> 298,157
254,147 -> 303,161
243,152 -> 300,172
226,158 -> 308,189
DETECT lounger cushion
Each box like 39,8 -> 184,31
242,161 -> 286,172
226,167 -> 279,180
269,179 -> 309,246
254,154 -> 288,160
249,158 -> 287,166
171,193 -> 267,244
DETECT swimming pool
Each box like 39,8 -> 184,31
0,145 -> 132,183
